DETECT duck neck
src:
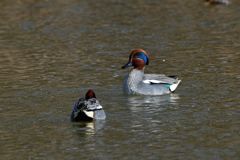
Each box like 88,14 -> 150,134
127,67 -> 145,85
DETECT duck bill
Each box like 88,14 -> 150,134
122,61 -> 133,69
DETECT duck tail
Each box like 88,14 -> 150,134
169,80 -> 181,93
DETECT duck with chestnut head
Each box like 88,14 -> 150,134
205,0 -> 230,5
122,49 -> 181,95
70,89 -> 106,121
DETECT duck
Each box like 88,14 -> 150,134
70,89 -> 106,121
205,0 -> 230,4
122,49 -> 181,95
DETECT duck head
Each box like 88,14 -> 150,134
122,49 -> 149,70
85,89 -> 96,100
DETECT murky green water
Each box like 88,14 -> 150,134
0,0 -> 240,159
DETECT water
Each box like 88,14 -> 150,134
0,0 -> 240,159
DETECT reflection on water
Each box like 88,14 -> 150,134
122,94 -> 181,134
124,94 -> 180,111
72,120 -> 106,136
1,0 -> 240,159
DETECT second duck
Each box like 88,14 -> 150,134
70,89 -> 106,121
122,49 -> 181,95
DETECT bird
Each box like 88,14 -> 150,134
205,0 -> 230,5
122,49 -> 181,95
70,89 -> 106,121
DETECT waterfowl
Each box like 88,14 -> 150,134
70,89 -> 106,121
122,49 -> 181,95
205,0 -> 230,4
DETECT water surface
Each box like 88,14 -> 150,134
0,0 -> 240,159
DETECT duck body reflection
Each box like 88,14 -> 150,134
124,94 -> 180,111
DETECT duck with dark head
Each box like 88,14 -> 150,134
70,89 -> 106,121
205,0 -> 230,5
122,49 -> 181,95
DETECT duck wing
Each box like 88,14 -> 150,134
85,98 -> 102,110
143,74 -> 179,85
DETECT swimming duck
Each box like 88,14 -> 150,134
205,0 -> 230,4
70,89 -> 106,121
122,49 -> 181,95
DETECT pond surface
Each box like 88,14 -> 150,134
0,0 -> 240,159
